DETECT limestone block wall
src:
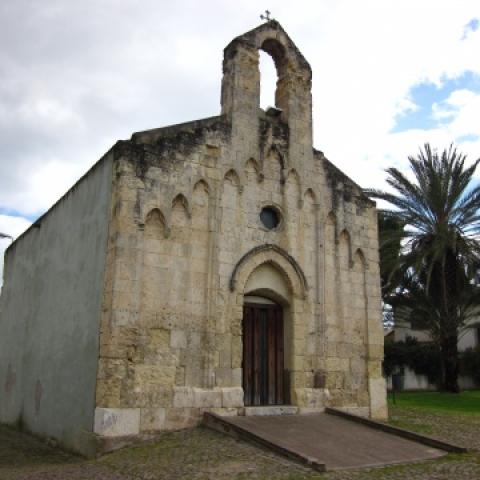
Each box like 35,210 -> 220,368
94,121 -> 386,437
316,152 -> 385,418
95,121 -> 243,436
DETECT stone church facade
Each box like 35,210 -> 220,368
0,21 -> 386,455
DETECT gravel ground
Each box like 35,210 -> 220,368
1,406 -> 479,480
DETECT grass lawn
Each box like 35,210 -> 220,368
388,389 -> 480,415
387,390 -> 480,459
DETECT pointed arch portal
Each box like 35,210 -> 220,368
229,243 -> 308,297
230,244 -> 308,406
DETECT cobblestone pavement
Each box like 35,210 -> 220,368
0,425 -> 125,480
98,428 -> 318,479
1,406 -> 479,480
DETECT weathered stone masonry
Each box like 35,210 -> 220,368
0,21 -> 386,454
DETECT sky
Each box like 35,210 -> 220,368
0,0 -> 479,282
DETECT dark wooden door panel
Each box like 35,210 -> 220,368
243,303 -> 284,406
242,307 -> 253,405
253,308 -> 262,405
267,307 -> 277,404
275,309 -> 284,404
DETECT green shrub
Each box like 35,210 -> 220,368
384,337 -> 441,384
385,338 -> 480,387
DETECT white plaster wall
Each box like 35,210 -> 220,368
388,368 -> 477,391
0,152 -> 114,456
459,327 -> 479,351
395,321 -> 479,351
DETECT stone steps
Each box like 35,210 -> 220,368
244,406 -> 298,416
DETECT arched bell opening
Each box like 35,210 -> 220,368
259,50 -> 277,111
260,38 -> 289,114
257,37 -> 295,120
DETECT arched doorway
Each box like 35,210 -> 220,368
230,244 -> 309,408
242,261 -> 292,406
243,296 -> 285,406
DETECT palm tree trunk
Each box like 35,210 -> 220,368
438,250 -> 461,393
440,332 -> 460,393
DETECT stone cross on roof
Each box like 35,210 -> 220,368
260,10 -> 272,22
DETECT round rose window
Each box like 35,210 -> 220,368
260,207 -> 281,230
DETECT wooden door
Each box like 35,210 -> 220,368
242,303 -> 284,406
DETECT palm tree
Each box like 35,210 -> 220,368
367,143 -> 480,392
378,211 -> 404,299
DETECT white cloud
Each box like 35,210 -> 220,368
308,0 -> 480,185
445,91 -> 480,138
0,214 -> 30,240
0,215 -> 31,287
0,0 -> 479,220
432,89 -> 480,131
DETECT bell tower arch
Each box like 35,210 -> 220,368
220,20 -> 313,174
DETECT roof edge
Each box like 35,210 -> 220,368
5,143 -> 119,255
313,149 -> 376,207
131,115 -> 225,144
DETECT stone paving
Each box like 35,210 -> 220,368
1,406 -> 480,479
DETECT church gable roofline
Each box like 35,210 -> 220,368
314,149 -> 376,207
4,142 -> 118,256
131,115 -> 227,145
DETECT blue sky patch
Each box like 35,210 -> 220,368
391,71 -> 480,133
463,18 -> 479,38
0,207 -> 38,222
456,134 -> 480,143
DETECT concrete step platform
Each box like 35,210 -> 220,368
204,410 -> 453,472
244,406 -> 298,416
